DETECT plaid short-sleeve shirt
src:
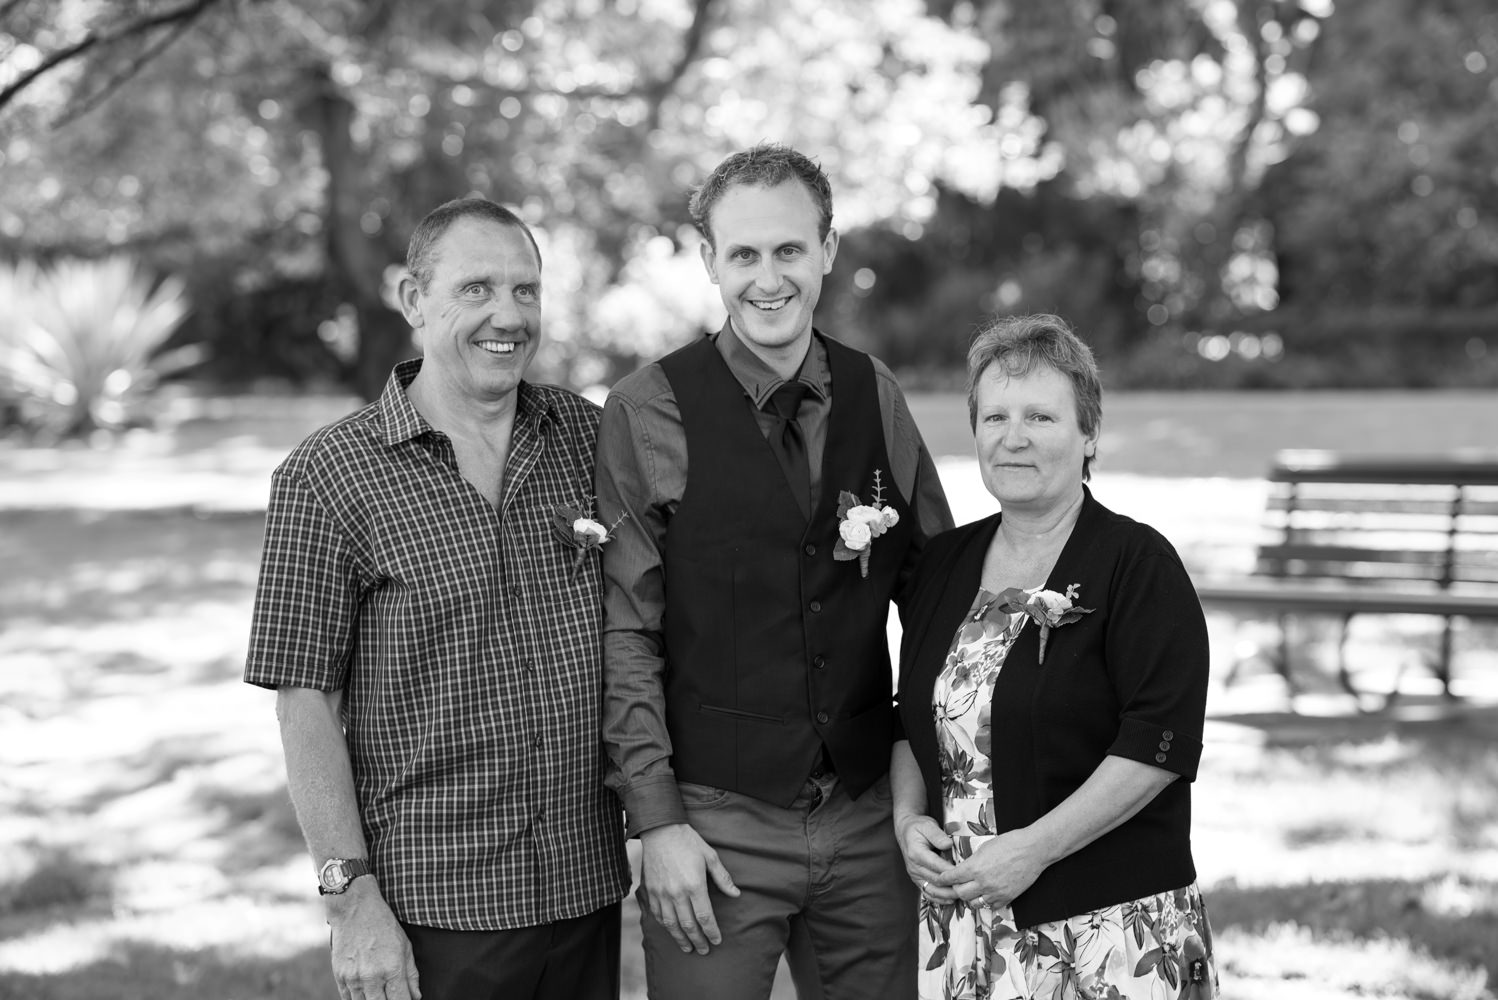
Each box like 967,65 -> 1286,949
246,360 -> 630,930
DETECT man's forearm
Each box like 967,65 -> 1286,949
889,740 -> 929,831
276,686 -> 369,868
277,688 -> 417,997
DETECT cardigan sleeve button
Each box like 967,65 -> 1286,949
1159,740 -> 1172,752
1155,752 -> 1168,764
1162,730 -> 1175,740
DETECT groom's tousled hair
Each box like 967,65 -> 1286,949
690,143 -> 834,249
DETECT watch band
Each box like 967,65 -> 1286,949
317,857 -> 373,895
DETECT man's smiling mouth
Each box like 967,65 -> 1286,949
476,340 -> 518,354
750,297 -> 791,312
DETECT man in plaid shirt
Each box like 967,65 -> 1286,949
246,198 -> 629,1000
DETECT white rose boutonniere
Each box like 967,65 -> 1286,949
552,497 -> 627,581
994,583 -> 1095,665
833,470 -> 901,578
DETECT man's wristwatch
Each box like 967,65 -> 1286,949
317,857 -> 372,895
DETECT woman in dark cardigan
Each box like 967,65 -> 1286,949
891,314 -> 1217,1000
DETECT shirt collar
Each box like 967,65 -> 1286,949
374,358 -> 552,446
714,320 -> 831,410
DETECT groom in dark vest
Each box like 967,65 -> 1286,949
595,144 -> 953,999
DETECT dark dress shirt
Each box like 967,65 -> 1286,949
245,359 -> 630,930
596,324 -> 955,836
896,487 -> 1210,927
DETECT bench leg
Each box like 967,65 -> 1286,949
1334,612 -> 1362,706
1274,613 -> 1299,697
1434,617 -> 1457,700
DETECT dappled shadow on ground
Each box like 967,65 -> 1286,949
190,782 -> 309,875
0,508 -> 263,626
0,940 -> 333,1000
1211,875 -> 1498,999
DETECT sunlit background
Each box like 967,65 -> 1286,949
2,1 -> 1497,998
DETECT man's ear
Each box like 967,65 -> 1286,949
698,239 -> 719,285
821,227 -> 839,274
397,273 -> 424,327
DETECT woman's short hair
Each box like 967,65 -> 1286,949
966,313 -> 1103,480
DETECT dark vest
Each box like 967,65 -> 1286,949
658,333 -> 913,806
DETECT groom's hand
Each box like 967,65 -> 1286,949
641,823 -> 740,955
325,879 -> 421,1000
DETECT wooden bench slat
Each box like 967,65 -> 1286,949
1195,580 -> 1498,617
1267,496 -> 1465,517
1258,544 -> 1450,567
1268,451 -> 1498,486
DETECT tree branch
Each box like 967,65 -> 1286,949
646,0 -> 715,128
53,8 -> 199,128
0,0 -> 224,117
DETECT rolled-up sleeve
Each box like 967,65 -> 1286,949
595,385 -> 688,836
1102,552 -> 1209,780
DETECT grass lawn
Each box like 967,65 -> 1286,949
2,388 -> 1496,999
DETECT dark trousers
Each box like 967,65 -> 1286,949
402,901 -> 621,1000
640,773 -> 916,1000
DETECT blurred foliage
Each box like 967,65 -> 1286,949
0,255 -> 200,437
0,0 -> 1494,396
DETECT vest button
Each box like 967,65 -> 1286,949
812,655 -> 827,669
809,600 -> 822,613
804,543 -> 817,556
816,711 -> 830,724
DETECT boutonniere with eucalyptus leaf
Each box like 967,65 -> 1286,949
994,583 -> 1094,665
551,498 -> 626,581
834,469 -> 900,578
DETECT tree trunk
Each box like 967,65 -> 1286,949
302,64 -> 412,401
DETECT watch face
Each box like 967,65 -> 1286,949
319,860 -> 349,891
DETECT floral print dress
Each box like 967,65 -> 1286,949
917,589 -> 1218,1000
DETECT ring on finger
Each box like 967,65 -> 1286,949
973,895 -> 987,909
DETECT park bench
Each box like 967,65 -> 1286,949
1194,449 -> 1498,707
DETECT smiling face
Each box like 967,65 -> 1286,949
699,180 -> 838,369
974,363 -> 1098,512
398,217 -> 541,405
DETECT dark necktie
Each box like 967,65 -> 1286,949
765,381 -> 812,518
